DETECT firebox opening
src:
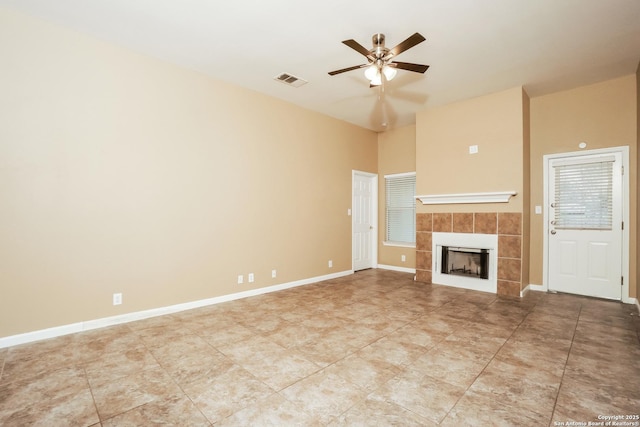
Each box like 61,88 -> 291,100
441,246 -> 489,280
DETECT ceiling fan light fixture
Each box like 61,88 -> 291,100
370,75 -> 382,86
382,65 -> 397,81
364,64 -> 379,81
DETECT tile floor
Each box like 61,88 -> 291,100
1,269 -> 639,426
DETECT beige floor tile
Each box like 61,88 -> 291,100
84,345 -> 161,388
0,366 -> 99,426
91,365 -> 183,421
1,336 -> 81,385
573,320 -> 640,347
440,323 -> 511,355
323,352 -> 401,390
264,321 -> 323,348
332,396 -> 437,426
196,321 -> 258,348
411,346 -> 490,388
468,358 -> 560,418
294,332 -> 361,367
220,335 -> 320,390
356,334 -> 428,367
389,322 -> 450,349
182,363 -> 274,423
73,325 -> 142,363
371,367 -> 466,424
134,322 -> 197,348
551,376 -> 640,425
441,389 -> 550,427
218,393 -> 323,426
280,368 -> 367,425
149,336 -> 231,386
351,312 -> 407,335
102,394 -> 210,426
494,339 -> 568,379
563,351 -> 640,392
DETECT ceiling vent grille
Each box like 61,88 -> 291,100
274,72 -> 308,88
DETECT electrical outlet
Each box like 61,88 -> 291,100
272,269 -> 277,278
237,275 -> 243,284
401,255 -> 406,262
113,293 -> 122,306
328,260 -> 333,268
248,273 -> 254,283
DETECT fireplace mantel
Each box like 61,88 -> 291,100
415,191 -> 517,205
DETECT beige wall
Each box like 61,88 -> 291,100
415,87 -> 526,214
0,9 -> 377,338
377,125 -> 416,268
637,63 -> 640,301
529,75 -> 638,298
521,89 -> 531,289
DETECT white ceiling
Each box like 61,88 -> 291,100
2,0 -> 639,132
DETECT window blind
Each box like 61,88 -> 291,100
385,173 -> 416,244
553,160 -> 613,230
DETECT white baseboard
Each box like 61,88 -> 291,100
377,264 -> 416,274
520,284 -> 545,297
0,270 -> 353,349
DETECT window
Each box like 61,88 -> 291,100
553,157 -> 614,230
385,172 -> 416,246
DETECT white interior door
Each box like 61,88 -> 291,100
547,152 -> 623,300
353,172 -> 376,271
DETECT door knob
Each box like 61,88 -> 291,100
369,226 -> 373,230
550,230 -> 557,235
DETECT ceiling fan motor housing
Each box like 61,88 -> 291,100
371,34 -> 390,59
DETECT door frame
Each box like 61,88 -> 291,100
352,170 -> 378,271
542,146 -> 630,303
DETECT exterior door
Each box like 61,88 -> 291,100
547,152 -> 623,300
353,172 -> 376,271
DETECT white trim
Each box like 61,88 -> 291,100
0,270 -> 353,349
416,191 -> 517,205
384,171 -> 416,179
382,241 -> 416,248
521,283 -> 546,297
432,232 -> 498,294
542,147 -> 630,303
352,170 -> 378,271
377,264 -> 416,274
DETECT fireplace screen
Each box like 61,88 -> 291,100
441,246 -> 489,279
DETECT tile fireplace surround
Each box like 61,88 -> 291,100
416,212 -> 523,297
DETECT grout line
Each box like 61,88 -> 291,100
439,300 -> 533,423
548,302 -> 581,423
84,366 -> 103,424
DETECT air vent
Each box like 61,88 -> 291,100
274,72 -> 308,88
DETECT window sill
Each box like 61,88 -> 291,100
383,241 -> 416,248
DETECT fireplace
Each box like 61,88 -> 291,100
441,246 -> 489,279
432,232 -> 497,293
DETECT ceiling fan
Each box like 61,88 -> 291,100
328,33 -> 429,87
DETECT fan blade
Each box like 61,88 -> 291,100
389,61 -> 430,74
385,33 -> 426,59
328,63 -> 369,76
342,39 -> 372,58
